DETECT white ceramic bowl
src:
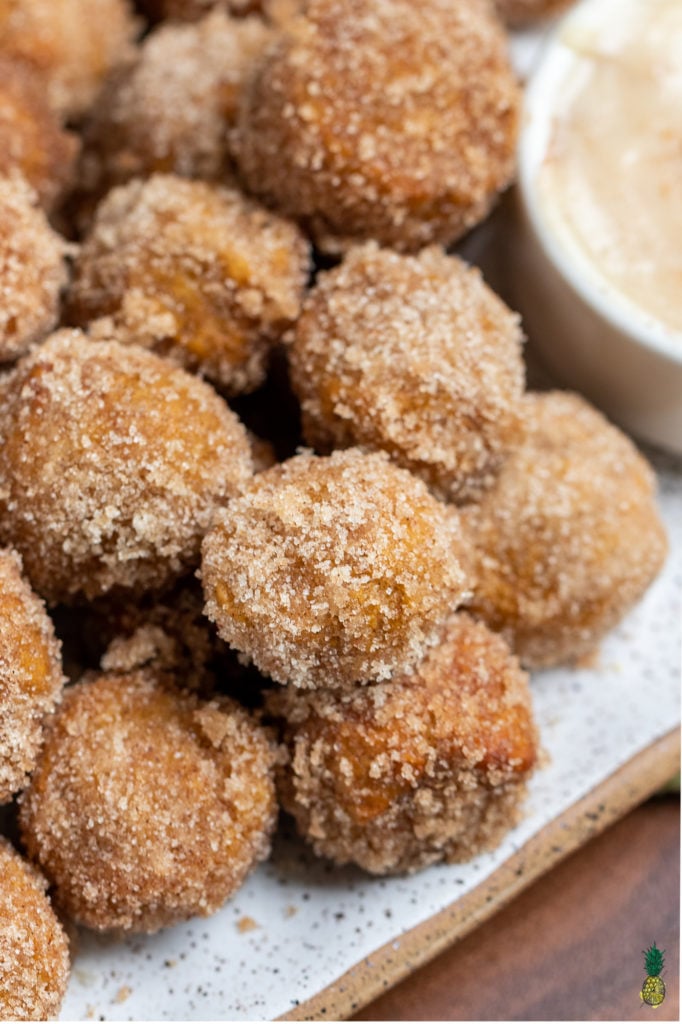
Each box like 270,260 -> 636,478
495,0 -> 682,454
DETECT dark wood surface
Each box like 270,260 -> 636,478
354,796 -> 679,1022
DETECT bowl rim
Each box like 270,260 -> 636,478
517,0 -> 682,368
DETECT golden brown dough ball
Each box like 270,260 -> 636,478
463,392 -> 668,668
289,243 -> 525,505
78,11 -> 273,205
0,0 -> 139,120
0,176 -> 68,363
202,448 -> 472,690
495,0 -> 574,26
19,669 -> 279,932
267,614 -> 538,873
0,839 -> 70,1020
0,549 -> 65,803
234,0 -> 520,253
0,57 -> 79,212
0,329 -> 253,604
67,175 -> 311,393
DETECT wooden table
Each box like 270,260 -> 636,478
355,796 -> 679,1021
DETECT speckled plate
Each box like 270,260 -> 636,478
59,445 -> 681,1023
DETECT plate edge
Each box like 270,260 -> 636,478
278,726 -> 680,1022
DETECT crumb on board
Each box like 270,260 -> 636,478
113,985 -> 132,1004
237,915 -> 259,933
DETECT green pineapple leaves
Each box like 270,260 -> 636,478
643,942 -> 665,978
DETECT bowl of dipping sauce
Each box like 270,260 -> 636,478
507,0 -> 682,453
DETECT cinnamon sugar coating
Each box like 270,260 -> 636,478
0,57 -> 79,212
267,614 -> 538,874
0,839 -> 70,1020
67,175 -> 311,393
0,548 -> 65,803
0,0 -> 139,120
19,669 -> 279,932
0,329 -> 253,604
0,176 -> 68,363
495,0 -> 574,26
77,11 -> 273,206
289,243 -> 525,505
463,392 -> 668,668
202,448 -> 472,690
234,0 -> 520,253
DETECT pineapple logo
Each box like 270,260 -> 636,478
640,942 -> 666,1008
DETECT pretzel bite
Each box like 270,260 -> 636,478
67,175 -> 310,393
289,243 -> 525,505
0,57 -> 78,212
0,839 -> 70,1020
495,0 -> 574,26
0,329 -> 253,603
267,614 -> 537,873
463,392 -> 668,668
234,0 -> 520,253
0,549 -> 65,804
202,448 -> 472,690
78,11 -> 272,207
20,669 -> 279,932
0,0 -> 139,120
0,176 -> 68,363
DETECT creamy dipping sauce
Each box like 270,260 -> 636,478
538,0 -> 682,335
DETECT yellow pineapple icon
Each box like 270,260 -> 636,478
640,942 -> 666,1008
